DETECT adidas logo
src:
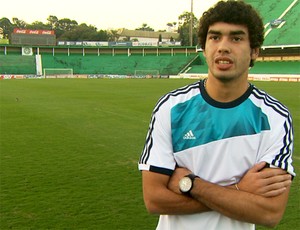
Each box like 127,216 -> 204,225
183,130 -> 196,140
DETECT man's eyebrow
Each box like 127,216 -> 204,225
230,30 -> 247,36
207,30 -> 247,36
207,30 -> 221,35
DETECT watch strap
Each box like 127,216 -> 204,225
186,173 -> 198,181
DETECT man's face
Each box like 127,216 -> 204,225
203,22 -> 259,82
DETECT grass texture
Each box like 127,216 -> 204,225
0,79 -> 299,229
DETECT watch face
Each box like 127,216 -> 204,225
179,177 -> 193,193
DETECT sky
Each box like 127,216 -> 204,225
3,0 -> 219,31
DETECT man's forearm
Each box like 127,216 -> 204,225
142,170 -> 210,215
190,177 -> 290,227
145,189 -> 210,215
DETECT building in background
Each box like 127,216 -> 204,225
117,28 -> 180,45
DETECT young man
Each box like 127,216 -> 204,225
139,1 -> 295,229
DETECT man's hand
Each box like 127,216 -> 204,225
167,167 -> 192,194
238,162 -> 292,197
168,162 -> 292,198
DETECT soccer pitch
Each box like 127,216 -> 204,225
0,79 -> 299,229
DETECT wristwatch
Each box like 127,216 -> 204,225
179,174 -> 199,194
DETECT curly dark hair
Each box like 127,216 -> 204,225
198,0 -> 264,66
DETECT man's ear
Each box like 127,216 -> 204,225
251,48 -> 260,60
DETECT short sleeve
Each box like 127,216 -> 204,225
138,98 -> 176,175
259,113 -> 296,177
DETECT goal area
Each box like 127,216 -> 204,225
134,69 -> 160,78
43,68 -> 73,78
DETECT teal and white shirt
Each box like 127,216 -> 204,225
139,80 -> 295,230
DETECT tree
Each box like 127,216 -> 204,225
55,18 -> 78,39
59,23 -> 98,41
1,11 -> 198,45
47,15 -> 59,30
12,17 -> 27,28
177,11 -> 198,46
135,23 -> 154,31
167,22 -> 177,32
97,29 -> 109,41
0,17 -> 14,38
108,29 -> 120,42
26,21 -> 51,30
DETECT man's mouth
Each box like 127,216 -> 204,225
215,57 -> 233,70
218,60 -> 231,64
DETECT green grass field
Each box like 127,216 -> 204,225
0,79 -> 299,229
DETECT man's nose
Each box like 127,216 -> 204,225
217,38 -> 231,54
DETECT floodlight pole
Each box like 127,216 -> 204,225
189,0 -> 194,46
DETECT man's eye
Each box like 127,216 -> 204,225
233,37 -> 242,42
210,36 -> 219,40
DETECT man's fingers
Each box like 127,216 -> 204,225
249,161 -> 266,173
263,187 -> 287,197
265,179 -> 291,190
261,169 -> 291,179
266,173 -> 292,184
260,177 -> 292,197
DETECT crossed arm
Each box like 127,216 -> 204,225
142,162 -> 292,228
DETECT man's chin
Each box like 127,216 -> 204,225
213,74 -> 237,83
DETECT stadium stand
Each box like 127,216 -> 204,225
0,0 -> 299,79
249,61 -> 300,75
246,0 -> 299,46
0,54 -> 35,74
0,46 -> 198,76
41,53 -> 197,76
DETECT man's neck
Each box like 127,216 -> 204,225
204,77 -> 250,103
